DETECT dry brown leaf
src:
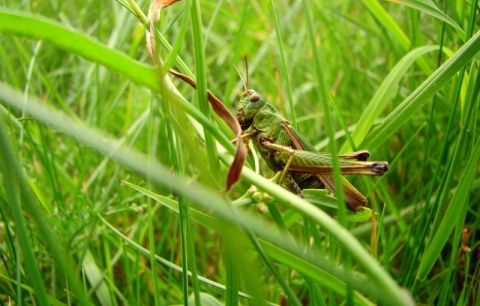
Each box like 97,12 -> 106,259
168,69 -> 247,191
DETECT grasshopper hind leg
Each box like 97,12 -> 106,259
316,174 -> 368,211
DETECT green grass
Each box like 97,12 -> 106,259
0,0 -> 479,305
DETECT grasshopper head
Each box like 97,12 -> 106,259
236,89 -> 266,131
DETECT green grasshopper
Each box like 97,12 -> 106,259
236,88 -> 388,211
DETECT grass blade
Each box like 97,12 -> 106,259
0,9 -> 160,91
387,0 -> 466,41
341,45 -> 439,152
361,30 -> 480,150
416,139 -> 480,280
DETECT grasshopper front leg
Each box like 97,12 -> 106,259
232,129 -> 259,144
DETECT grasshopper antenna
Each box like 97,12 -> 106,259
234,56 -> 250,94
244,55 -> 249,92
233,65 -> 248,94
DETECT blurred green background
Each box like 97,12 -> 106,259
0,0 -> 479,305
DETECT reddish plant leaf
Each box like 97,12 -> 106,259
168,69 -> 247,191
153,0 -> 183,8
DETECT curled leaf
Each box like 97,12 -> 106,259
168,69 -> 247,191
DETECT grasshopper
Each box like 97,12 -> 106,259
236,88 -> 388,211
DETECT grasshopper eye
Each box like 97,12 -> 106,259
249,92 -> 261,102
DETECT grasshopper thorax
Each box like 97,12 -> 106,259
236,89 -> 266,131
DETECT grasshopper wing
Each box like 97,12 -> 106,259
280,122 -> 317,151
281,123 -> 371,161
